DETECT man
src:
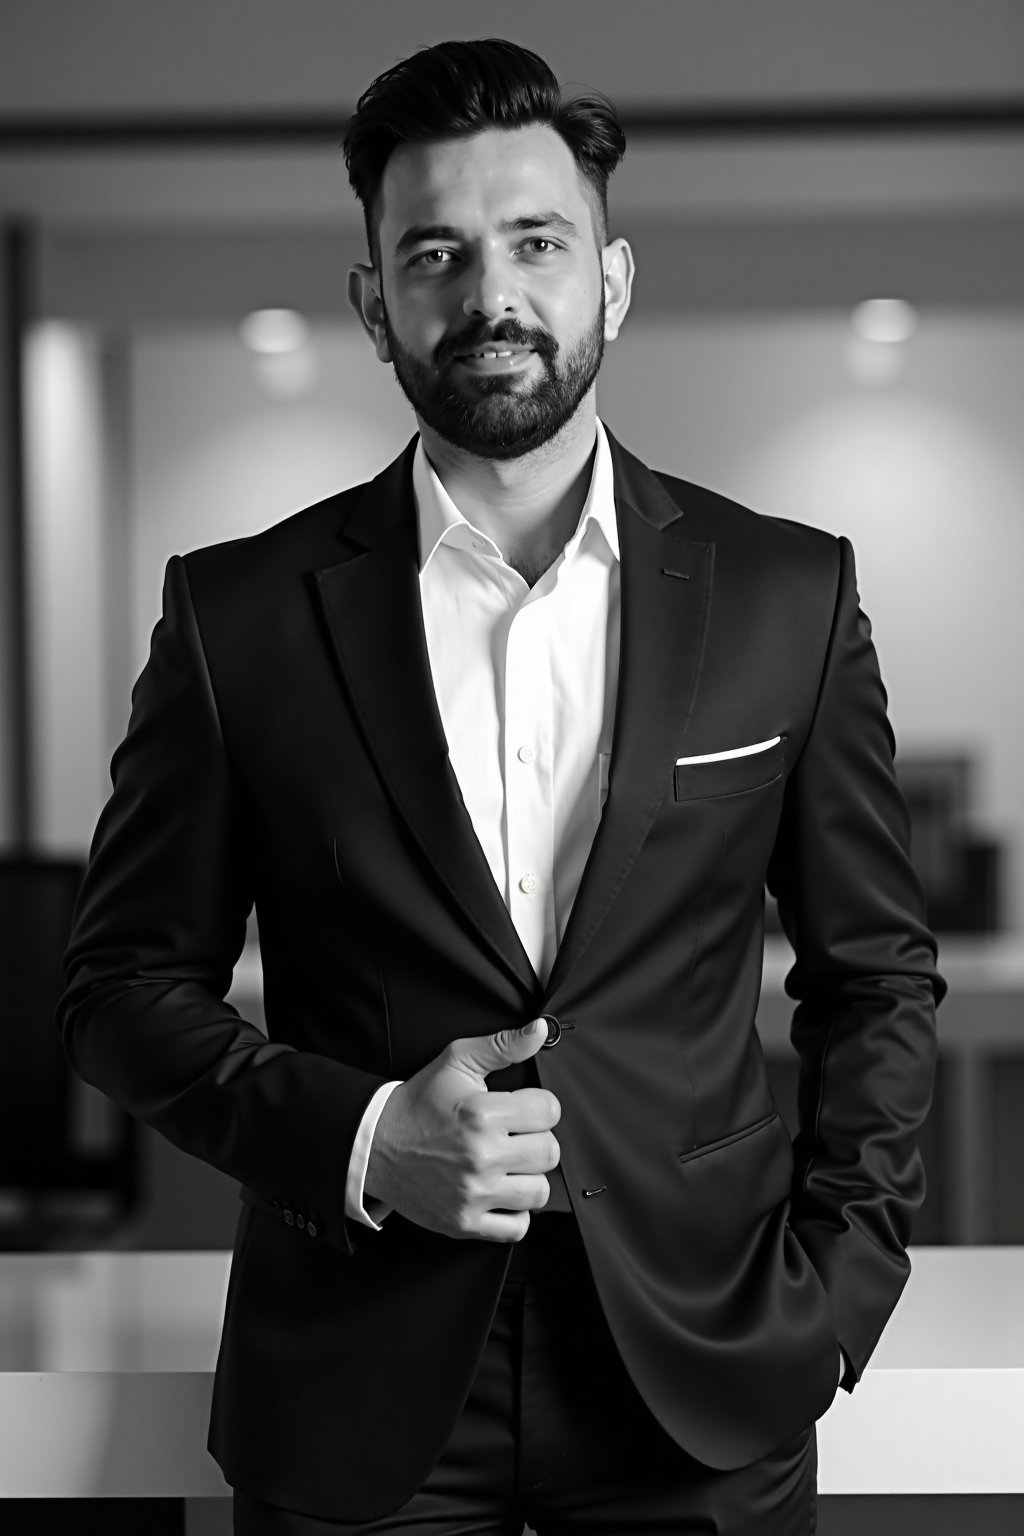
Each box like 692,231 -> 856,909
58,37 -> 944,1536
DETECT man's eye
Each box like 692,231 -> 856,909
411,249 -> 454,267
523,238 -> 559,254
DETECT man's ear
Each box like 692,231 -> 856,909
347,264 -> 392,363
601,238 -> 635,343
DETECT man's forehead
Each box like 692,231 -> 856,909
380,125 -> 588,229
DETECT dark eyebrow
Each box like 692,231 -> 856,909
393,212 -> 579,259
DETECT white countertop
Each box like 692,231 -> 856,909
0,1246 -> 1021,1497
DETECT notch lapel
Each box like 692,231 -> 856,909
315,440 -> 539,999
542,431 -> 715,1001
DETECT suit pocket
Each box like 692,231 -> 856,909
673,735 -> 785,802
676,1109 -> 780,1164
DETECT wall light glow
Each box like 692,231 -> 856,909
846,298 -> 920,386
850,298 -> 919,345
240,308 -> 310,354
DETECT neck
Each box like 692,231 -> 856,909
417,399 -> 599,566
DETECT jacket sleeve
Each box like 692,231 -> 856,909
57,554 -> 392,1256
766,534 -> 946,1391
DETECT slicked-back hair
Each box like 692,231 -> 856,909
342,38 -> 626,268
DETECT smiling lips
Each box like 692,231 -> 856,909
453,345 -> 536,374
457,344 -> 533,360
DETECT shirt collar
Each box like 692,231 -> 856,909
412,417 -> 620,575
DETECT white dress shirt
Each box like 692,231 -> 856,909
344,417 -> 620,1230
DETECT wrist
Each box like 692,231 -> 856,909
365,1083 -> 404,1202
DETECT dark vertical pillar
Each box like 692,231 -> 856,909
1,219 -> 34,849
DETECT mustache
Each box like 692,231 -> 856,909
436,322 -> 557,367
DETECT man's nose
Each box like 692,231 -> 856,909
462,254 -> 521,321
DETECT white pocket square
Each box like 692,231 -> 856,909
675,735 -> 781,766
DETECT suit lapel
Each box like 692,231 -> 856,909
542,430 -> 714,999
315,442 -> 540,997
314,429 -> 714,1004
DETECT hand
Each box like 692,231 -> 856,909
365,1020 -> 561,1242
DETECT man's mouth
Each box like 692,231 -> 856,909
456,345 -> 533,360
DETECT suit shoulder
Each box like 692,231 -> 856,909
653,467 -> 840,572
178,480 -> 369,591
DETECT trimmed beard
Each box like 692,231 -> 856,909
382,293 -> 605,461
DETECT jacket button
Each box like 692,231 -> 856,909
283,1209 -> 295,1225
540,1014 -> 561,1047
296,1214 -> 305,1230
307,1222 -> 318,1238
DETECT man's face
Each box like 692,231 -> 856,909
369,125 -> 609,459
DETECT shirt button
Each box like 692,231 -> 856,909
517,744 -> 535,763
519,873 -> 538,894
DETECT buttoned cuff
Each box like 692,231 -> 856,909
345,1079 -> 404,1229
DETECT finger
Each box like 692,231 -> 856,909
474,1210 -> 533,1243
501,1130 -> 561,1175
487,1173 -> 551,1211
479,1088 -> 561,1130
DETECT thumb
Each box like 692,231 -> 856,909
447,1019 -> 549,1079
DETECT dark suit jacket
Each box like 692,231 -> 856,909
58,427 -> 944,1521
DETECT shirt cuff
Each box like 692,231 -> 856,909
345,1079 -> 404,1230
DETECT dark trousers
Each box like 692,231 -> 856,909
233,1214 -> 817,1535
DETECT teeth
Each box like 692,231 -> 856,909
480,349 -> 513,358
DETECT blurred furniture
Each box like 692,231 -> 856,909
0,858 -> 139,1250
897,755 -> 1002,933
765,752 -> 1004,937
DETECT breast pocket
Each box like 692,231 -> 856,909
673,735 -> 786,802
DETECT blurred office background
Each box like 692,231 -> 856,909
1,0 -> 1022,1256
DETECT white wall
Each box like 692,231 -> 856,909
23,323 -> 111,852
0,242 -> 16,845
128,327 -> 411,678
123,311 -> 1024,931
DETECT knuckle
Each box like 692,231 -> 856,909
456,1097 -> 486,1132
466,1170 -> 490,1201
458,1164 -> 484,1196
454,1206 -> 476,1236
